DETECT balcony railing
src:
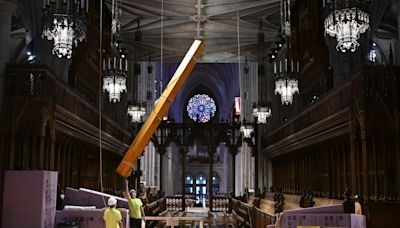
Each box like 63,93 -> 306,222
263,66 -> 399,147
5,64 -> 132,146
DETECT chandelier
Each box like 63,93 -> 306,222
274,59 -> 299,105
252,104 -> 272,124
127,102 -> 146,123
323,0 -> 369,53
42,0 -> 88,59
240,124 -> 254,139
103,48 -> 128,103
275,77 -> 299,105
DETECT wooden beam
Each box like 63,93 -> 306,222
116,40 -> 205,177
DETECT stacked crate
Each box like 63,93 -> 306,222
2,171 -> 58,228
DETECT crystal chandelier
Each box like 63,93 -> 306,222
42,0 -> 88,59
252,104 -> 272,124
127,102 -> 146,123
273,0 -> 299,105
275,77 -> 299,105
240,124 -> 254,139
274,59 -> 299,105
103,48 -> 128,103
323,0 -> 369,53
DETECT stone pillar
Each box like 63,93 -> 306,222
359,111 -> 369,218
350,115 -> 357,194
150,146 -> 154,186
0,0 -> 16,115
165,146 -> 173,195
266,158 -> 273,191
359,111 -> 369,199
254,122 -> 259,192
158,147 -> 166,193
229,148 -> 238,196
180,147 -> 187,210
208,146 -> 215,211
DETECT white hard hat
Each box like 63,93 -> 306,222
108,197 -> 117,206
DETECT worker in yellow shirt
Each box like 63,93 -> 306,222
103,197 -> 123,228
125,179 -> 145,228
354,195 -> 363,215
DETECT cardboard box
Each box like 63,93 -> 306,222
277,213 -> 366,228
63,188 -> 128,209
2,170 -> 58,228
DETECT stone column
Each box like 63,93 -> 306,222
229,147 -> 238,196
180,147 -> 187,210
254,122 -> 259,192
359,110 -> 369,218
350,115 -> 357,194
360,111 -> 369,198
158,147 -> 166,193
208,146 -> 215,211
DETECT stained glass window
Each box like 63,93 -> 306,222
187,94 -> 216,123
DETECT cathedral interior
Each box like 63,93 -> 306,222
0,0 -> 399,227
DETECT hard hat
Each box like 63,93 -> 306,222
108,197 -> 117,206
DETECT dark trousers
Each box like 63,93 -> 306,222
130,218 -> 142,228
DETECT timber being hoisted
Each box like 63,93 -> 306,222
116,40 -> 205,177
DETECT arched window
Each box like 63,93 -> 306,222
185,176 -> 193,193
195,175 -> 207,197
212,176 -> 220,194
186,94 -> 216,123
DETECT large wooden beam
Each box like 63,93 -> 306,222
116,40 -> 205,177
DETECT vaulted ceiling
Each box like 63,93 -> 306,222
108,0 -> 282,62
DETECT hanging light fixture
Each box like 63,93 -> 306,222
274,78 -> 299,105
42,0 -> 89,59
274,59 -> 299,105
252,103 -> 272,124
127,102 -> 146,123
323,0 -> 369,53
240,124 -> 254,139
102,0 -> 128,103
103,48 -> 128,103
273,0 -> 299,106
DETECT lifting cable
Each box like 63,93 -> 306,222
98,0 -> 106,207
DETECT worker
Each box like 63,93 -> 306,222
354,195 -> 363,215
125,179 -> 145,228
103,197 -> 123,228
